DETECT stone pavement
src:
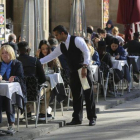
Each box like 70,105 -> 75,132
34,94 -> 140,140
0,87 -> 140,140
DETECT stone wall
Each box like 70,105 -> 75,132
3,0 -> 124,39
109,0 -> 124,33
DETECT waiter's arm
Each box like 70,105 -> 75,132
75,37 -> 91,66
40,45 -> 62,64
75,37 -> 91,78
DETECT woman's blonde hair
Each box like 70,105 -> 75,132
0,45 -> 16,62
112,26 -> 119,35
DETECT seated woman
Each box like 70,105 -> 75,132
36,39 -> 61,120
98,41 -> 121,96
112,27 -> 124,46
84,38 -> 100,66
106,38 -> 127,60
0,45 -> 26,131
98,41 -> 113,71
36,39 -> 61,72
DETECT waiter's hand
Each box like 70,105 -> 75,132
9,76 -> 15,82
81,67 -> 87,78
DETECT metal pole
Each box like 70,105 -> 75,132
83,0 -> 87,36
21,0 -> 27,41
37,0 -> 43,40
101,0 -> 104,29
70,0 -> 74,35
81,0 -> 84,36
34,0 -> 38,51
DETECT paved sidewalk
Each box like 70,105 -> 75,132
34,94 -> 140,140
0,88 -> 140,140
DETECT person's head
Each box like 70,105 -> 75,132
0,45 -> 16,63
98,29 -> 107,38
87,25 -> 94,34
38,40 -> 51,58
97,41 -> 106,55
8,33 -> 16,43
106,20 -> 113,28
97,28 -> 102,34
110,38 -> 119,51
134,32 -> 140,40
17,41 -> 30,55
53,25 -> 68,42
17,35 -> 25,43
48,38 -> 58,47
48,34 -> 56,40
112,27 -> 119,35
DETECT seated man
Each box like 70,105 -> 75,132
2,33 -> 18,56
17,41 -> 52,120
123,32 -> 140,55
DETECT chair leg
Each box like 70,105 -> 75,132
44,88 -> 48,123
35,97 -> 41,128
24,107 -> 28,128
139,73 -> 140,89
53,96 -> 57,119
104,73 -> 109,99
96,83 -> 100,103
61,102 -> 64,116
17,108 -> 19,132
67,87 -> 71,111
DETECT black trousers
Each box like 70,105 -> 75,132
70,68 -> 97,122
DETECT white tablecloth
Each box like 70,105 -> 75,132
112,60 -> 128,71
0,82 -> 23,104
46,73 -> 64,90
128,56 -> 139,63
89,65 -> 99,82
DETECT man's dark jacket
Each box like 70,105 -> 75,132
17,54 -> 46,85
123,39 -> 140,55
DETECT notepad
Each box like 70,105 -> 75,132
78,68 -> 90,90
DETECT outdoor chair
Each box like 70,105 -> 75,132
21,76 -> 48,128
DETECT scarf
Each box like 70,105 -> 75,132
0,61 -> 13,79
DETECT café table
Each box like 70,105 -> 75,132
112,60 -> 131,82
127,56 -> 140,89
0,81 -> 24,135
46,73 -> 67,103
0,81 -> 24,111
127,56 -> 140,73
111,60 -> 131,94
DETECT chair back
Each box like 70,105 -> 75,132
25,76 -> 38,101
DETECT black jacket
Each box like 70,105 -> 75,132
0,59 -> 27,102
99,52 -> 113,68
123,39 -> 140,55
17,54 -> 46,85
2,42 -> 18,56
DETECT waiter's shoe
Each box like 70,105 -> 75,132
89,120 -> 96,126
66,120 -> 82,125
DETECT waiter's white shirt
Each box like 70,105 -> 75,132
40,34 -> 91,65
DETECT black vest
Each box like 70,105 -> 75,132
60,36 -> 84,72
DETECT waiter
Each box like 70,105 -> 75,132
40,25 -> 97,126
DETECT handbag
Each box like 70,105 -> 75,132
100,53 -> 110,78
